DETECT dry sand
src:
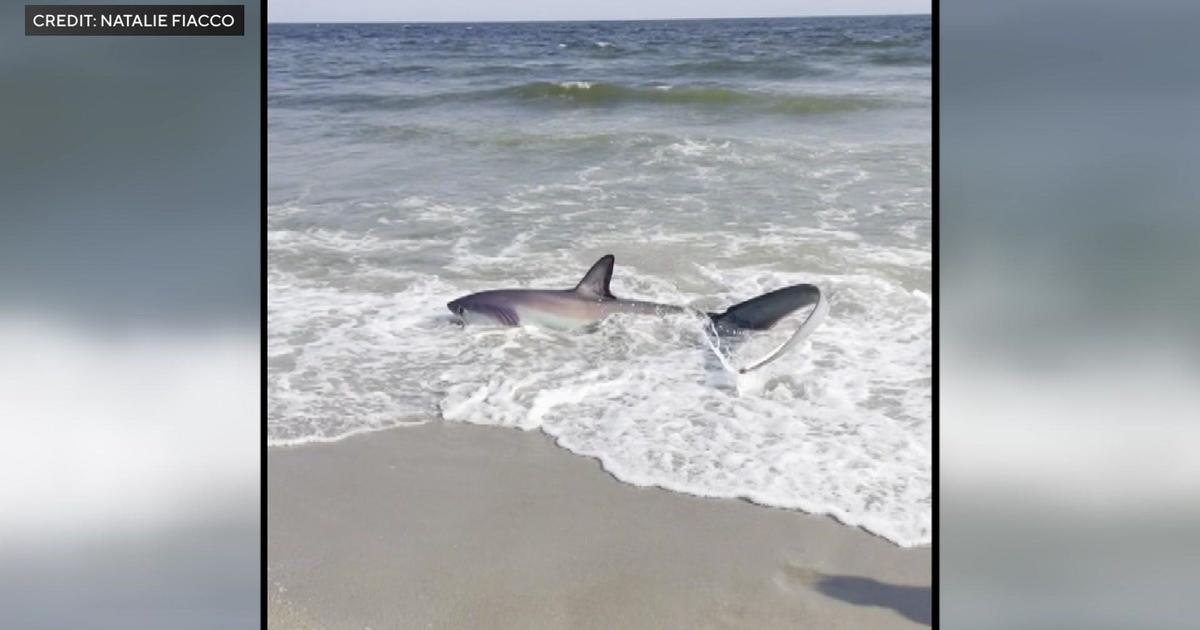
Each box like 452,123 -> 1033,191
268,421 -> 930,629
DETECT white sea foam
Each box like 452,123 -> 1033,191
433,267 -> 931,546
268,206 -> 931,545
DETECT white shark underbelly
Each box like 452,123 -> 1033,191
512,305 -> 598,330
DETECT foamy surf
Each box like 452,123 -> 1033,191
436,273 -> 929,547
268,242 -> 931,546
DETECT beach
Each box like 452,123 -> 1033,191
268,15 -> 931,627
269,15 -> 932,547
268,421 -> 930,629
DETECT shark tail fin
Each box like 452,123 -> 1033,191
709,284 -> 828,373
709,284 -> 823,332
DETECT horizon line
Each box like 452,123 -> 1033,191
265,12 -> 931,25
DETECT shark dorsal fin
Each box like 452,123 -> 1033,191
574,255 -> 616,299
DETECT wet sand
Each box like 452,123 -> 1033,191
268,421 -> 930,629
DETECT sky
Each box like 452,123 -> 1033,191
269,0 -> 931,23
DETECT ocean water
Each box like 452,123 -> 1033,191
268,16 -> 931,546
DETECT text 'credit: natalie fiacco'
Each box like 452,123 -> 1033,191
25,4 -> 244,36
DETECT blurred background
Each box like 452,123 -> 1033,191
941,0 -> 1200,627
0,3 -> 260,628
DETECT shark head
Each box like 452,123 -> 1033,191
446,292 -> 521,326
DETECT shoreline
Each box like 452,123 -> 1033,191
270,422 -> 923,548
268,420 -> 930,629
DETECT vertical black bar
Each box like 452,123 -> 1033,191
259,0 -> 269,627
930,0 -> 941,627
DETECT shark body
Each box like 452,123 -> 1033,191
447,256 -> 688,329
447,255 -> 828,372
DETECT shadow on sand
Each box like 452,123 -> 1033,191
814,574 -> 932,626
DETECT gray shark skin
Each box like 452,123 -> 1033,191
447,256 -> 686,329
448,256 -> 827,373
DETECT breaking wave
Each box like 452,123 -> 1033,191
271,82 -> 886,117
501,81 -> 884,114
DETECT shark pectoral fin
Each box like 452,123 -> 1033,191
574,254 -> 616,299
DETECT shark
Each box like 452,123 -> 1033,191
447,255 -> 828,373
